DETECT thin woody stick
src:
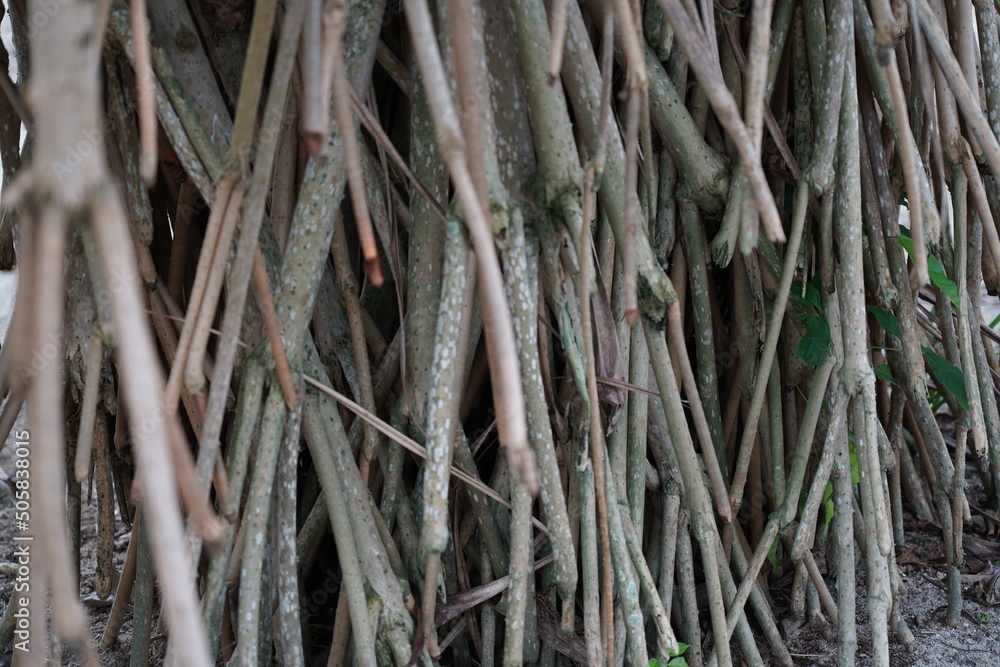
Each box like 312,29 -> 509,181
164,174 -> 236,412
28,209 -> 98,664
328,0 -> 382,285
300,0 -> 325,152
447,0 -> 489,205
129,0 -> 156,184
729,180 -> 811,512
180,0 -> 279,402
135,284 -> 223,546
885,49 -> 927,289
739,0 -> 774,254
579,168 -> 615,664
183,184 -> 245,395
252,245 -> 298,410
98,508 -> 140,649
609,0 -> 647,90
403,0 -> 537,496
188,0 -> 306,500
666,301 -> 732,523
73,331 -> 104,482
91,187 -> 212,667
417,223 -> 470,655
622,88 -> 640,324
348,85 -> 448,222
546,0 -> 569,84
165,410 -> 224,545
229,0 -> 280,171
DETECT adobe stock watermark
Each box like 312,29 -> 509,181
22,0 -> 72,38
11,428 -> 33,654
301,568 -> 341,616
51,127 -> 106,183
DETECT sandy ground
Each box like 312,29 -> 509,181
784,525 -> 1000,666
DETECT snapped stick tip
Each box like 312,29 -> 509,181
364,257 -> 384,287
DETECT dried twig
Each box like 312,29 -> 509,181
129,0 -> 156,183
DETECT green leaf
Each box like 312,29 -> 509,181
803,279 -> 823,312
652,642 -> 691,667
790,292 -> 812,312
797,316 -> 831,366
867,305 -> 900,339
873,364 -> 896,385
791,280 -> 823,313
928,387 -> 946,413
921,346 -> 969,410
823,436 -> 860,528
897,235 -> 959,307
823,481 -> 835,528
927,256 -> 959,307
767,535 -> 781,569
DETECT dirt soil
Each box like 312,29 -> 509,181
784,402 -> 1000,667
784,521 -> 1000,667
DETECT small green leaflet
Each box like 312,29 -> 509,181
823,438 -> 861,527
649,643 -> 691,667
797,316 -> 831,366
921,346 -> 969,410
850,445 -> 860,485
873,364 -> 896,385
791,278 -> 824,313
867,305 -> 900,339
897,234 -> 959,307
767,535 -> 781,569
823,481 -> 835,528
928,387 -> 947,413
